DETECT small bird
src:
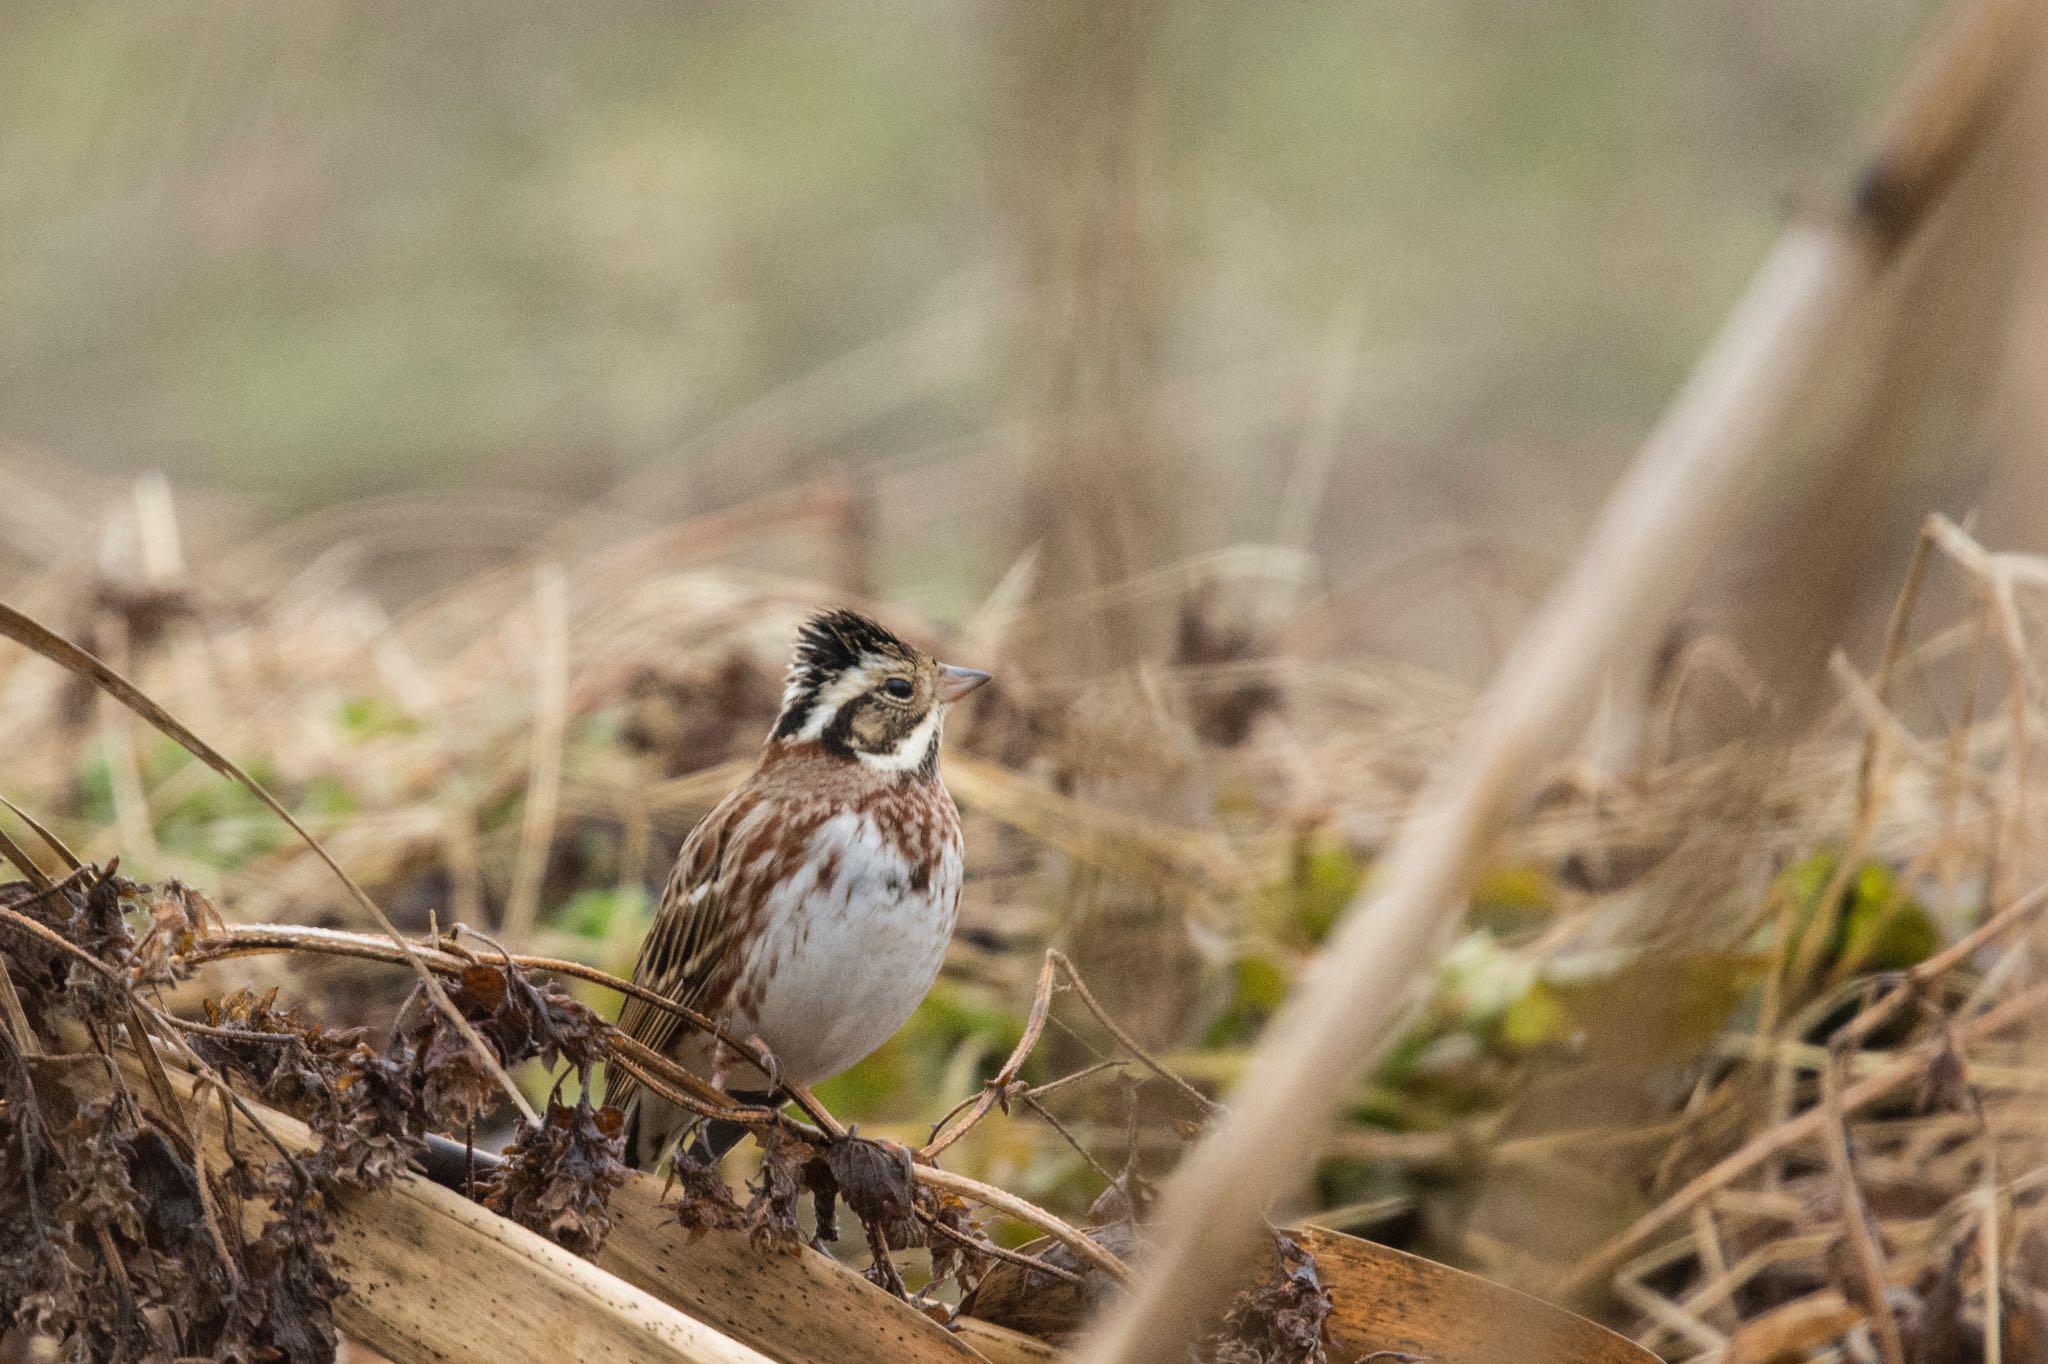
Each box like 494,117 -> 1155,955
607,608 -> 991,1169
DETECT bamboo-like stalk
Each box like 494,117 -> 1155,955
1074,3 -> 2040,1361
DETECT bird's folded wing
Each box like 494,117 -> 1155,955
604,787 -> 757,1111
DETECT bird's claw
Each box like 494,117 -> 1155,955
745,1033 -> 782,1094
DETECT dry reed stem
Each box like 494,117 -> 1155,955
0,855 -> 48,1061
1980,1185 -> 2005,1364
0,794 -> 85,872
1857,518 -> 1938,811
1774,521 -> 1981,1021
1076,180 -> 1886,1364
1615,1273 -> 1725,1355
1275,304 -> 1364,559
1927,516 -> 2044,907
926,1210 -> 1087,1288
1074,5 -> 2035,1358
1938,609 -> 1992,924
1776,525 -> 1936,1026
124,998 -> 196,1149
0,961 -> 34,1056
1686,1205 -> 1735,1335
1820,1052 -> 1908,1364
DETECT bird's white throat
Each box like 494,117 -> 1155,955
856,706 -> 941,773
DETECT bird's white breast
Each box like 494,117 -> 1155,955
734,809 -> 960,1086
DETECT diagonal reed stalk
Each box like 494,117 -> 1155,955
1074,2 -> 2043,1360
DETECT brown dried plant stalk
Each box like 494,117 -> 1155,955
1075,2 -> 2043,1360
181,918 -> 1136,1285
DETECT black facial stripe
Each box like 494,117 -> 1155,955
910,729 -> 940,782
819,692 -> 862,757
769,681 -> 820,740
811,689 -> 937,763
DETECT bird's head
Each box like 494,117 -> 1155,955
769,608 -> 991,776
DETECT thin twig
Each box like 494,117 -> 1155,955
180,1077 -> 243,1289
1024,1059 -> 1130,1104
923,951 -> 1059,1158
1831,876 -> 2048,1051
920,1210 -> 1086,1288
605,1050 -> 781,1127
1022,1092 -> 1119,1187
923,950 -> 1210,1161
1046,950 -> 1219,1118
160,1015 -> 306,1046
914,1163 -> 1133,1286
200,924 -> 738,1058
785,1083 -> 847,1140
0,903 -> 133,985
1820,1049 -> 1907,1364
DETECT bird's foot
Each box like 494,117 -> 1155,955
744,1033 -> 782,1094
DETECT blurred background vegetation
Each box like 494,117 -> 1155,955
8,1 -> 2048,1357
3,2 -> 1948,586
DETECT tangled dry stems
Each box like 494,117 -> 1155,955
11,428 -> 2048,1364
1546,516 -> 2048,1362
0,855 -> 1189,1363
183,917 -> 1140,1287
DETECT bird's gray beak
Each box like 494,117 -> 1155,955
934,664 -> 992,704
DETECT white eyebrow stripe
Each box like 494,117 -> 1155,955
796,663 -> 879,740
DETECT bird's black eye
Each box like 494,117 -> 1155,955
883,677 -> 914,700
